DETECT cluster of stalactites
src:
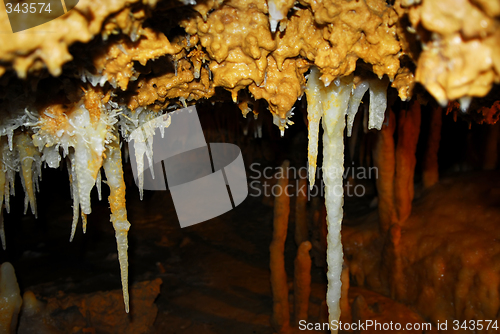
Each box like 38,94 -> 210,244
0,87 -> 144,312
306,69 -> 389,189
304,67 -> 390,332
60,0 -> 405,137
0,134 -> 41,250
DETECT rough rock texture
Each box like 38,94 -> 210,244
350,287 -> 439,333
0,0 -> 159,78
1,0 -> 407,126
18,279 -> 162,334
398,0 -> 500,105
344,172 -> 500,333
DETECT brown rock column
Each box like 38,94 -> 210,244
372,109 -> 397,233
394,100 -> 421,223
270,160 -> 291,334
423,105 -> 442,189
293,241 -> 312,325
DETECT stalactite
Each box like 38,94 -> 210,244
321,74 -> 352,333
128,109 -> 171,200
380,220 -> 404,303
96,169 -> 102,201
306,69 -> 323,190
305,68 -> 395,332
81,213 -> 88,234
69,105 -> 108,218
372,109 -> 397,233
394,100 -> 421,223
347,81 -> 369,137
74,137 -> 102,218
270,160 -> 291,334
373,100 -> 421,231
2,141 -> 15,216
423,105 -> 442,189
102,131 -> 131,313
367,78 -> 389,131
15,133 -> 41,218
267,0 -> 294,32
68,153 -> 81,242
294,241 -> 312,325
294,177 -> 308,246
388,223 -> 403,300
130,130 -> 148,201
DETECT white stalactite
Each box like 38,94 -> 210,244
130,129 -> 148,200
321,75 -> 352,334
306,68 -> 388,333
347,81 -> 369,137
74,139 -> 96,215
68,153 -> 80,242
0,97 -> 131,312
103,131 -> 131,313
306,68 -> 323,190
96,169 -> 102,201
1,140 -> 16,215
368,78 -> 389,131
266,0 -> 293,33
15,133 -> 41,218
129,110 -> 171,199
70,107 -> 107,216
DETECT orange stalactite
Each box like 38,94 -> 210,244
102,132 -> 131,313
394,100 -> 421,223
294,177 -> 308,247
381,222 -> 403,300
293,241 -> 312,325
372,109 -> 397,233
423,105 -> 442,189
270,160 -> 291,334
373,100 -> 421,232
